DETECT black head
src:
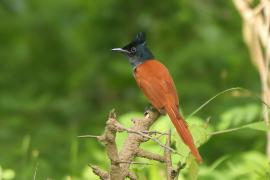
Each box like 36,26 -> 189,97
112,32 -> 154,68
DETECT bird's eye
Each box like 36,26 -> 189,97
130,47 -> 136,53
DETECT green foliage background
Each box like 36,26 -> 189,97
0,0 -> 268,179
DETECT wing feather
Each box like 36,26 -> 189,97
134,60 -> 179,110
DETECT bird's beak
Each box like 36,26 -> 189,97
111,48 -> 130,54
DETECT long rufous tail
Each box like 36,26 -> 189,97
165,105 -> 202,163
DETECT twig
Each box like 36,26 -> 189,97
209,126 -> 244,136
127,172 -> 137,180
141,130 -> 169,136
77,135 -> 100,138
89,164 -> 109,180
77,128 -> 174,154
136,149 -> 165,162
120,126 -> 179,155
118,161 -> 153,165
175,162 -> 186,179
164,130 -> 176,180
33,162 -> 38,180
187,87 -> 243,118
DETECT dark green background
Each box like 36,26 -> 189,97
0,0 -> 267,179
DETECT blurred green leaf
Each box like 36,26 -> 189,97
187,157 -> 199,180
0,166 -> 16,180
218,104 -> 261,130
245,121 -> 270,132
208,156 -> 228,172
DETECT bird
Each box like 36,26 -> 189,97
112,32 -> 202,163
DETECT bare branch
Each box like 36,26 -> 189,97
89,164 -> 109,180
127,172 -> 137,180
118,109 -> 160,178
141,130 -> 169,136
102,116 -> 122,179
164,130 -> 177,180
85,108 -> 179,179
77,135 -> 100,138
233,0 -> 270,159
136,149 -> 165,162
118,161 -> 153,165
119,126 -> 179,155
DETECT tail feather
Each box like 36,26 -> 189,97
165,106 -> 202,163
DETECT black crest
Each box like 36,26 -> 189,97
135,32 -> 146,44
123,32 -> 147,51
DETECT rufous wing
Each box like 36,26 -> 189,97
134,60 -> 179,110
